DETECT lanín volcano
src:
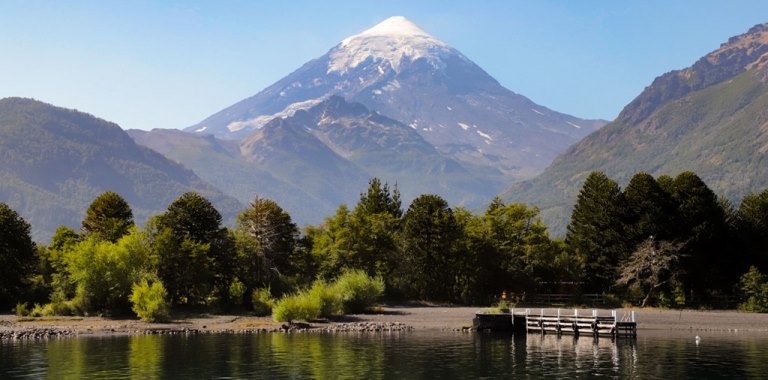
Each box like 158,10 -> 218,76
186,16 -> 605,179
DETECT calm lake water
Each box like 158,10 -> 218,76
2,330 -> 767,379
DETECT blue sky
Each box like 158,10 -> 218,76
1,1 -> 767,130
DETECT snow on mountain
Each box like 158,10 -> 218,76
328,16 -> 463,74
186,16 -> 606,180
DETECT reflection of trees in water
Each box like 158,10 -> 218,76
2,332 -> 768,378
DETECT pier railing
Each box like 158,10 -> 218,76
519,308 -> 636,338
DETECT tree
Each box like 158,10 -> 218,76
236,197 -> 298,292
151,192 -> 235,305
0,203 -> 36,307
670,172 -> 730,293
397,194 -> 462,301
310,180 -> 402,287
64,228 -> 153,314
461,198 -> 559,301
355,178 -> 402,218
623,172 -> 676,244
735,189 -> 768,272
81,191 -> 134,242
565,172 -> 629,293
738,266 -> 768,312
616,236 -> 682,307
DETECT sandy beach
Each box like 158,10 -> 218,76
2,306 -> 768,338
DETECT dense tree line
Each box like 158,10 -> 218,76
2,172 -> 768,318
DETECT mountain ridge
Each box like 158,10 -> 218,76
185,16 -> 606,180
501,22 -> 768,236
0,97 -> 242,242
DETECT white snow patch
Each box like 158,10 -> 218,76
447,106 -> 453,111
566,121 -> 582,129
226,97 -> 326,132
327,16 -> 467,74
422,127 -> 433,132
194,126 -> 208,133
372,89 -> 382,95
458,122 -> 470,131
531,108 -> 544,115
382,80 -> 401,92
476,130 -> 493,141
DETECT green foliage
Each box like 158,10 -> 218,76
397,194 -> 462,301
271,271 -> 384,321
151,192 -> 235,306
251,287 -> 275,317
130,279 -> 171,322
272,293 -> 321,323
15,302 -> 30,317
671,172 -> 731,293
0,202 -> 36,307
228,278 -> 246,306
64,228 -> 153,314
623,172 -> 676,243
735,189 -> 768,271
81,191 -> 134,243
332,270 -> 385,314
565,172 -> 629,293
739,266 -> 768,313
307,281 -> 343,318
355,178 -> 402,218
236,197 -> 298,289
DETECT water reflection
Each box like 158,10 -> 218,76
1,331 -> 768,378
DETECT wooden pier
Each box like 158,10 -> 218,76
522,309 -> 637,338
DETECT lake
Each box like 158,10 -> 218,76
2,330 -> 767,379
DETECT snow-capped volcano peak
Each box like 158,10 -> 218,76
341,16 -> 434,44
328,16 -> 460,74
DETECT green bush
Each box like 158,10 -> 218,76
130,279 -> 170,322
15,302 -> 29,317
739,266 -> 768,313
251,287 -> 275,316
228,278 -> 246,306
332,270 -> 384,314
273,293 -> 320,322
308,281 -> 343,318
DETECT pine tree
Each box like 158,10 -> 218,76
0,203 -> 36,307
565,172 -> 629,293
398,194 -> 461,301
81,191 -> 134,242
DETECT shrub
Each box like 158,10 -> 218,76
273,293 -> 320,322
130,279 -> 170,322
308,281 -> 343,318
251,287 -> 275,317
228,279 -> 246,306
15,302 -> 30,317
739,266 -> 768,313
332,270 -> 384,314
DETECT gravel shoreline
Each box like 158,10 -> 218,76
2,306 -> 768,340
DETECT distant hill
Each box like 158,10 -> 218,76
185,16 -> 605,181
0,98 -> 242,242
502,23 -> 768,236
130,96 -> 506,226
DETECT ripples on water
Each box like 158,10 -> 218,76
2,331 -> 768,379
